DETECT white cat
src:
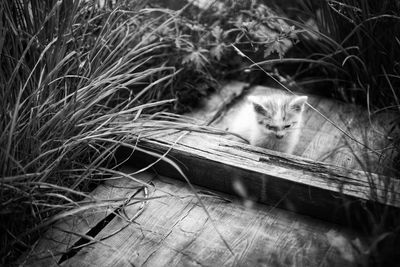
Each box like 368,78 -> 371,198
229,93 -> 308,154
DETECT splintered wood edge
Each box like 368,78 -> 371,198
125,132 -> 400,225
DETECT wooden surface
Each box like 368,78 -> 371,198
19,170 -> 155,266
195,82 -> 397,175
20,81 -> 398,266
118,81 -> 399,225
21,167 -> 364,267
130,129 -> 400,226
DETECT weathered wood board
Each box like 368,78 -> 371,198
28,168 -> 365,267
116,81 -> 399,226
128,130 -> 400,227
193,82 -> 397,175
19,170 -> 155,266
19,81 -> 398,266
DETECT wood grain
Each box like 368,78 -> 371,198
19,169 -> 155,267
122,128 -> 400,226
336,110 -> 397,175
198,83 -> 396,173
301,100 -> 356,163
63,170 -> 363,267
19,82 -> 398,266
190,81 -> 248,124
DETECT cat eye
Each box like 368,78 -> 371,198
284,125 -> 291,129
265,124 -> 277,131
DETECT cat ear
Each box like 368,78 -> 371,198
289,96 -> 308,112
247,96 -> 268,115
252,102 -> 267,115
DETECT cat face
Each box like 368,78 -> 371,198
248,94 -> 308,139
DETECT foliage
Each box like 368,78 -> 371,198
0,0 -> 179,263
0,0 -> 300,263
8,0 -> 400,265
276,0 -> 400,109
149,0 -> 300,96
263,1 -> 400,266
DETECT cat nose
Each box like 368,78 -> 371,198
275,134 -> 284,139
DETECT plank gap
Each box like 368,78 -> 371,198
57,185 -> 147,264
58,208 -> 117,264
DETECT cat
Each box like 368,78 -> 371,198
229,93 -> 308,154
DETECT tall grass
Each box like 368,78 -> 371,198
280,0 -> 400,166
274,0 -> 400,109
254,1 -> 400,266
0,1 -> 299,263
3,0 -> 398,265
0,0 -> 196,263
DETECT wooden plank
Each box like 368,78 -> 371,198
324,108 -> 370,172
19,168 -> 155,267
309,103 -> 397,175
119,129 -> 400,226
301,100 -> 356,163
337,110 -> 397,175
63,170 -> 363,267
294,96 -> 330,156
190,81 -> 249,124
203,83 -> 395,173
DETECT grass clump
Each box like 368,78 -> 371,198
0,1 -> 184,263
3,0 -> 398,266
258,1 -> 400,266
275,0 -> 400,108
0,1 -> 298,263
